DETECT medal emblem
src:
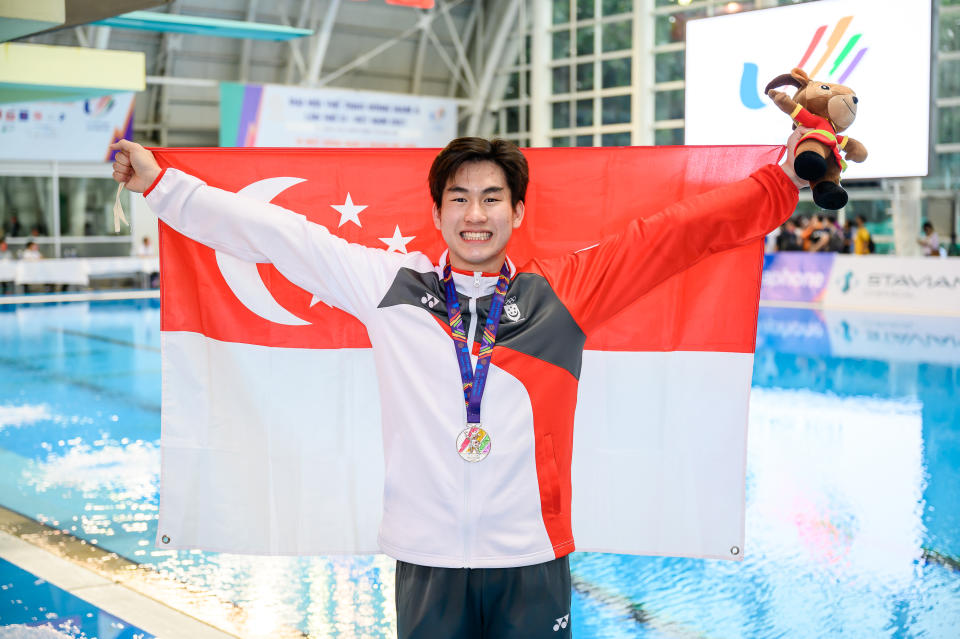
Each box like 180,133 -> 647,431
457,425 -> 491,462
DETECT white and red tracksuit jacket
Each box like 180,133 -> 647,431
145,163 -> 798,569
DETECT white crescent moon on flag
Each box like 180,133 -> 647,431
215,177 -> 312,326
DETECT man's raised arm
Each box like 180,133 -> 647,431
527,128 -> 808,334
110,140 -> 400,318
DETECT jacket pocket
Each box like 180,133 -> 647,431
540,433 -> 562,517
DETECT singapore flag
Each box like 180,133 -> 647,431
154,145 -> 782,560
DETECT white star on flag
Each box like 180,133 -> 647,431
331,193 -> 367,228
379,226 -> 415,254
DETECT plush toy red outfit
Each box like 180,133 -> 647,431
766,68 -> 868,210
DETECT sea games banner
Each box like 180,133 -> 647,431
0,93 -> 134,162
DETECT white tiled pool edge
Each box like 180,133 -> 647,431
0,530 -> 237,639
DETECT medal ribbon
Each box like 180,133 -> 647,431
442,260 -> 511,424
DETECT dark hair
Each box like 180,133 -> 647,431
429,137 -> 528,208
923,221 -> 934,231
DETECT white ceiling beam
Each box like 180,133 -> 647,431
437,0 -> 477,93
305,0 -> 342,85
411,12 -> 430,94
238,0 -> 259,82
316,2 -> 462,88
447,4 -> 478,97
466,0 -> 522,135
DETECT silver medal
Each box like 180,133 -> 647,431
456,424 -> 491,462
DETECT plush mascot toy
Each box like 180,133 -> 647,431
765,68 -> 868,210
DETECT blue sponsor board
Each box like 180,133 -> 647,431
761,253 -> 834,302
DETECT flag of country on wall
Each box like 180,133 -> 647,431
154,145 -> 781,560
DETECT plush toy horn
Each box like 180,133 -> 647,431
764,73 -> 804,94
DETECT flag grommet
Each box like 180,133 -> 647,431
730,545 -> 740,556
161,535 -> 170,544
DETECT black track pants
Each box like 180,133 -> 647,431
395,556 -> 572,639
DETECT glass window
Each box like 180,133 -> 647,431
576,99 -> 594,126
927,152 -> 960,191
504,72 -> 520,99
939,106 -> 960,143
552,101 -> 571,129
0,176 -> 54,239
655,50 -> 685,83
60,177 -> 131,236
552,136 -> 572,147
655,89 -> 684,121
939,59 -> 960,96
940,11 -> 960,52
553,0 -> 570,25
576,134 -> 594,146
601,131 -> 631,146
601,0 -> 631,16
655,10 -> 705,45
576,62 -> 594,91
552,66 -> 571,94
552,30 -> 571,59
602,20 -> 631,52
602,57 -> 631,88
601,95 -> 631,125
655,128 -> 684,146
577,25 -> 595,56
505,106 -> 520,134
576,0 -> 595,20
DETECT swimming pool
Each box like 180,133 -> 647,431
1,299 -> 958,637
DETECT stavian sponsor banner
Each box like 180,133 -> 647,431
823,256 -> 960,315
761,254 -> 960,315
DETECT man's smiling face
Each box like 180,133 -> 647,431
432,160 -> 525,273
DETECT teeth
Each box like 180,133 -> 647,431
461,232 -> 491,241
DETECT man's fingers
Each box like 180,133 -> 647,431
108,139 -> 139,153
114,153 -> 131,167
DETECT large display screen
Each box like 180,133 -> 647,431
685,0 -> 931,179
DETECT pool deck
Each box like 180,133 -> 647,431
0,505 -> 302,638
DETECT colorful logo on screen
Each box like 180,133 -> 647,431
84,96 -> 116,117
740,16 -> 868,109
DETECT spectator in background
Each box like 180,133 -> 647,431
826,215 -> 846,252
853,214 -> 873,255
136,235 -> 155,256
3,214 -> 22,237
918,222 -> 940,256
776,218 -> 802,251
21,241 -> 42,261
808,215 -> 831,252
841,220 -> 854,253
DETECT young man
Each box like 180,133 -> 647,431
111,133 -> 805,639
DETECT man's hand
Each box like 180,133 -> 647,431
109,140 -> 162,194
779,126 -> 811,191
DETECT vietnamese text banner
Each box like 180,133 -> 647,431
220,82 -> 457,148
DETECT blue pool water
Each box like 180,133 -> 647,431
0,299 -> 958,638
0,558 -> 154,639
